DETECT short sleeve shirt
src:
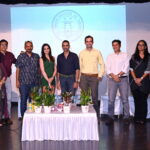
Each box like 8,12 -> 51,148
15,52 -> 40,85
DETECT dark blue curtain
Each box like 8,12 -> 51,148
0,0 -> 150,4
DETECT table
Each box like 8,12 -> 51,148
21,105 -> 99,141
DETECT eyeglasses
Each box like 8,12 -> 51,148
0,44 -> 7,46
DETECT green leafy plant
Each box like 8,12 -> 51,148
80,89 -> 92,106
42,91 -> 55,106
30,87 -> 55,107
30,87 -> 42,107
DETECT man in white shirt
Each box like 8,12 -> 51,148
105,40 -> 130,125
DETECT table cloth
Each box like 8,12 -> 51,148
21,105 -> 99,141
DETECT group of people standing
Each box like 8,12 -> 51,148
0,36 -> 150,127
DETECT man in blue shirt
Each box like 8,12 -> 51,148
57,40 -> 80,95
16,41 -> 40,117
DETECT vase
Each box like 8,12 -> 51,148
34,106 -> 42,113
63,105 -> 70,114
44,106 -> 52,114
81,105 -> 89,113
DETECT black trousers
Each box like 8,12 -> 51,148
132,89 -> 149,122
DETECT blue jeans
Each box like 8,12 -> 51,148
19,83 -> 37,117
59,75 -> 75,95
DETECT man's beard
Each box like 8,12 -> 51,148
26,50 -> 32,53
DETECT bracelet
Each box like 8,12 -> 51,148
141,76 -> 144,80
134,78 -> 137,81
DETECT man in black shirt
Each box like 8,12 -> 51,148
57,40 -> 80,95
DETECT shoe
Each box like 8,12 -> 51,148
123,118 -> 130,125
0,120 -> 3,127
134,120 -> 140,124
139,121 -> 145,125
135,120 -> 145,125
97,118 -> 100,124
100,114 -> 108,121
5,118 -> 13,125
105,117 -> 114,125
1,119 -> 6,125
134,120 -> 146,125
18,117 -> 23,121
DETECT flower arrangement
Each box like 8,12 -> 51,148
61,92 -> 72,104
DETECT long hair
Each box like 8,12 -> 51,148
133,40 -> 149,61
41,43 -> 54,62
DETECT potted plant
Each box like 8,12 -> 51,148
61,92 -> 72,113
30,87 -> 42,113
80,89 -> 92,113
42,91 -> 55,114
61,92 -> 72,104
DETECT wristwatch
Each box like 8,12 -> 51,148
118,74 -> 121,78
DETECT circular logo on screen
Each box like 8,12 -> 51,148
52,10 -> 84,41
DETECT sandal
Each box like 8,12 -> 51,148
0,120 -> 3,127
139,121 -> 145,125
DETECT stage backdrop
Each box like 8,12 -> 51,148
0,3 -> 150,101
